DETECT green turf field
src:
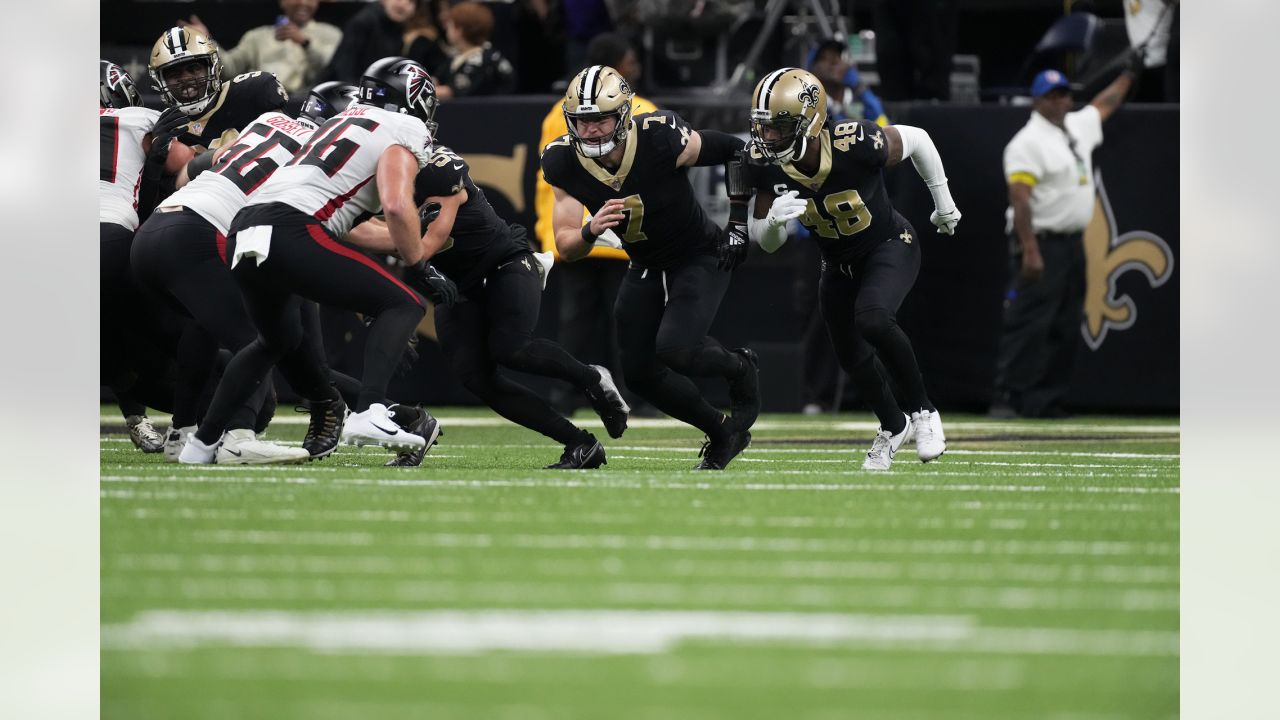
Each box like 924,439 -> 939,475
101,407 -> 1179,720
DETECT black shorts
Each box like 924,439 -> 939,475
614,253 -> 730,357
227,202 -> 424,317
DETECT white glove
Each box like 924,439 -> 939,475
930,206 -> 962,235
767,189 -> 808,227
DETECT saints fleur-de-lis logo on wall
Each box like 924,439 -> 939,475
797,82 -> 820,109
1082,172 -> 1175,350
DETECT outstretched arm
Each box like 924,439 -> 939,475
883,124 -> 961,235
1090,70 -> 1136,123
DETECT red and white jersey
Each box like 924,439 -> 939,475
99,106 -> 159,231
166,112 -> 316,235
248,105 -> 432,237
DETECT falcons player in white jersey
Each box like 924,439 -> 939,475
180,57 -> 454,464
99,59 -> 190,454
132,82 -> 367,465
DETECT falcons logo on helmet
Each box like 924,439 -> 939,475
106,64 -> 127,91
402,64 -> 434,109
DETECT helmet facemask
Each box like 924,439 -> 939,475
153,56 -> 219,115
564,107 -> 630,158
750,112 -> 809,164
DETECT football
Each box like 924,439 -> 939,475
165,140 -> 195,174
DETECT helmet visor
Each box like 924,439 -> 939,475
750,115 -> 801,161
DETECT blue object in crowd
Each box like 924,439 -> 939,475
1030,69 -> 1071,98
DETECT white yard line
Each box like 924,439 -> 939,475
100,474 -> 1178,494
101,608 -> 1178,657
144,527 -> 1175,557
107,552 -> 1180,585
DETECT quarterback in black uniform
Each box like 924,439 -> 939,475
541,64 -> 760,470
739,68 -> 962,470
407,145 -> 629,469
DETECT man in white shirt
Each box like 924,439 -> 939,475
991,67 -> 1135,419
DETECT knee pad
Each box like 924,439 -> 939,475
853,307 -> 896,342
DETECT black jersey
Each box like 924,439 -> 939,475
747,119 -> 900,264
540,110 -> 719,270
414,145 -> 525,290
176,71 -> 289,154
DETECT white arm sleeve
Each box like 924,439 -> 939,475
895,125 -> 956,215
748,213 -> 787,253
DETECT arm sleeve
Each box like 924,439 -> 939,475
895,124 -> 955,214
748,214 -> 788,253
693,128 -> 746,167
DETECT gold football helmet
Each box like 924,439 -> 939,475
563,65 -> 634,158
749,68 -> 828,164
149,27 -> 223,115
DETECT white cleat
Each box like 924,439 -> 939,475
911,409 -> 947,462
177,434 -> 218,465
163,425 -> 197,463
862,414 -> 913,471
215,428 -> 310,465
341,403 -> 426,452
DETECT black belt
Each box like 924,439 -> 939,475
1034,230 -> 1082,241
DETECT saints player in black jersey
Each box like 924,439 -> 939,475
541,65 -> 760,470
401,145 -> 630,469
148,27 -> 289,179
736,68 -> 962,471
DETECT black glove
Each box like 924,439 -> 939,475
418,201 -> 442,228
406,261 -> 459,307
717,221 -> 749,271
147,107 -> 190,167
396,332 -> 421,377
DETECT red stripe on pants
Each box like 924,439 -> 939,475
303,224 -> 422,306
215,230 -> 227,264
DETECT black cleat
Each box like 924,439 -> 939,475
301,394 -> 347,460
694,430 -> 752,470
727,348 -> 760,432
584,364 -> 630,439
383,405 -> 442,467
544,435 -> 606,469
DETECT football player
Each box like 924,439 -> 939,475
735,68 -> 960,470
131,82 -> 364,465
179,57 -> 447,465
99,59 -> 189,453
541,65 -> 761,470
358,142 -> 631,469
147,27 -> 289,179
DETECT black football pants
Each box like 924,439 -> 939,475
436,250 -> 596,447
820,215 -> 934,433
614,254 -> 744,441
195,204 -> 421,446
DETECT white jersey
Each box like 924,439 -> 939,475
166,111 -> 316,235
247,105 -> 432,237
99,106 -> 159,231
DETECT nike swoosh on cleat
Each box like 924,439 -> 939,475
369,421 -> 400,435
223,448 -> 242,457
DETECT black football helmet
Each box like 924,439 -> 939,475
100,60 -> 143,109
356,56 -> 439,132
298,82 -> 358,128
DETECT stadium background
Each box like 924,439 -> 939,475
100,0 -> 1178,415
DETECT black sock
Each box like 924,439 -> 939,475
357,305 -> 423,411
659,338 -> 743,379
628,364 -> 729,441
502,338 -> 598,389
196,340 -> 277,445
467,372 -> 587,446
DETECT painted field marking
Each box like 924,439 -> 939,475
102,608 -> 1179,657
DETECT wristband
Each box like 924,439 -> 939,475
580,223 -> 599,245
